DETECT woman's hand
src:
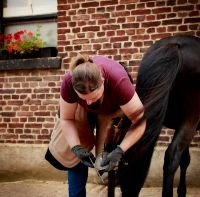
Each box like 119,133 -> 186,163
100,146 -> 124,171
71,145 -> 96,168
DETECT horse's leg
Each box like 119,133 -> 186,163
162,124 -> 197,197
108,170 -> 117,197
119,145 -> 155,197
177,147 -> 190,197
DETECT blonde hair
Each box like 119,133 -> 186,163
70,54 -> 102,94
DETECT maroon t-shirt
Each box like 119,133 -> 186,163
61,56 -> 135,114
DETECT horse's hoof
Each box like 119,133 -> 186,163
95,152 -> 109,171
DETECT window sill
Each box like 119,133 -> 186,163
0,57 -> 61,71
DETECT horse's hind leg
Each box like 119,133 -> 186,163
162,124 -> 197,197
177,147 -> 190,197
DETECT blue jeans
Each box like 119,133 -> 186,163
67,162 -> 88,197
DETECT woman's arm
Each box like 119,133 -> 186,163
60,97 -> 81,148
120,92 -> 146,152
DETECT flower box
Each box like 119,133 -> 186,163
0,47 -> 58,60
0,56 -> 61,71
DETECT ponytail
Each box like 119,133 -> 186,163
70,54 -> 93,71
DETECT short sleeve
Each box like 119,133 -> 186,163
113,76 -> 135,106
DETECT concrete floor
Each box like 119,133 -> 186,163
0,180 -> 200,197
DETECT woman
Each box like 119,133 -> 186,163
59,54 -> 146,196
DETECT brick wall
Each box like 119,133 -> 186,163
0,0 -> 199,147
0,69 -> 63,144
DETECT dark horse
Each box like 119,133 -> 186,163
104,35 -> 200,197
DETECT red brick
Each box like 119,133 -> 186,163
82,26 -> 100,32
124,42 -> 132,47
189,24 -> 198,30
126,29 -> 136,35
167,26 -> 177,32
157,14 -> 166,20
116,5 -> 125,11
162,19 -> 182,25
151,33 -> 171,40
177,0 -> 187,4
43,123 -> 55,128
110,36 -> 129,42
8,123 -> 24,128
0,123 -> 7,128
167,13 -> 176,18
7,101 -> 23,106
34,88 -> 49,93
136,3 -> 145,9
106,31 -> 115,36
82,2 -> 99,8
17,112 -> 33,117
16,89 -> 32,94
25,123 -> 42,128
91,38 -> 109,43
57,23 -> 67,28
1,112 -> 16,117
57,5 -> 70,10
189,11 -> 199,17
102,24 -> 120,31
178,25 -> 188,31
121,0 -> 138,4
142,21 -> 161,27
157,27 -> 167,33
57,10 -> 66,16
101,0 -> 118,6
152,7 -> 171,14
112,11 -> 130,17
131,9 -> 151,15
20,134 -> 35,139
184,17 -> 200,24
15,129 -> 23,134
167,0 -> 176,6
122,23 -> 139,28
146,15 -> 156,21
156,1 -> 166,6
134,41 -> 143,47
9,77 -> 25,82
119,48 -> 138,54
0,89 -> 15,94
71,3 -> 79,9
173,5 -> 194,12
3,134 -> 18,139
37,135 -> 50,140
34,112 -> 50,116
103,43 -> 112,49
98,49 -> 118,55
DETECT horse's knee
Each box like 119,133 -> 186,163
180,148 -> 190,169
163,145 -> 181,174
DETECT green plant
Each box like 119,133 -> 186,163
0,26 -> 46,54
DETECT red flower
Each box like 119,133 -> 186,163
28,32 -> 33,37
8,45 -> 13,53
5,34 -> 13,44
14,34 -> 20,41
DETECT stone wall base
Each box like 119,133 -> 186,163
0,144 -> 199,187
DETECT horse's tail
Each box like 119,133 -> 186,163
127,42 -> 182,158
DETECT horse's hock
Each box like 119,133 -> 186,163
0,143 -> 200,187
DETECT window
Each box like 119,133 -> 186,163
1,0 -> 57,47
